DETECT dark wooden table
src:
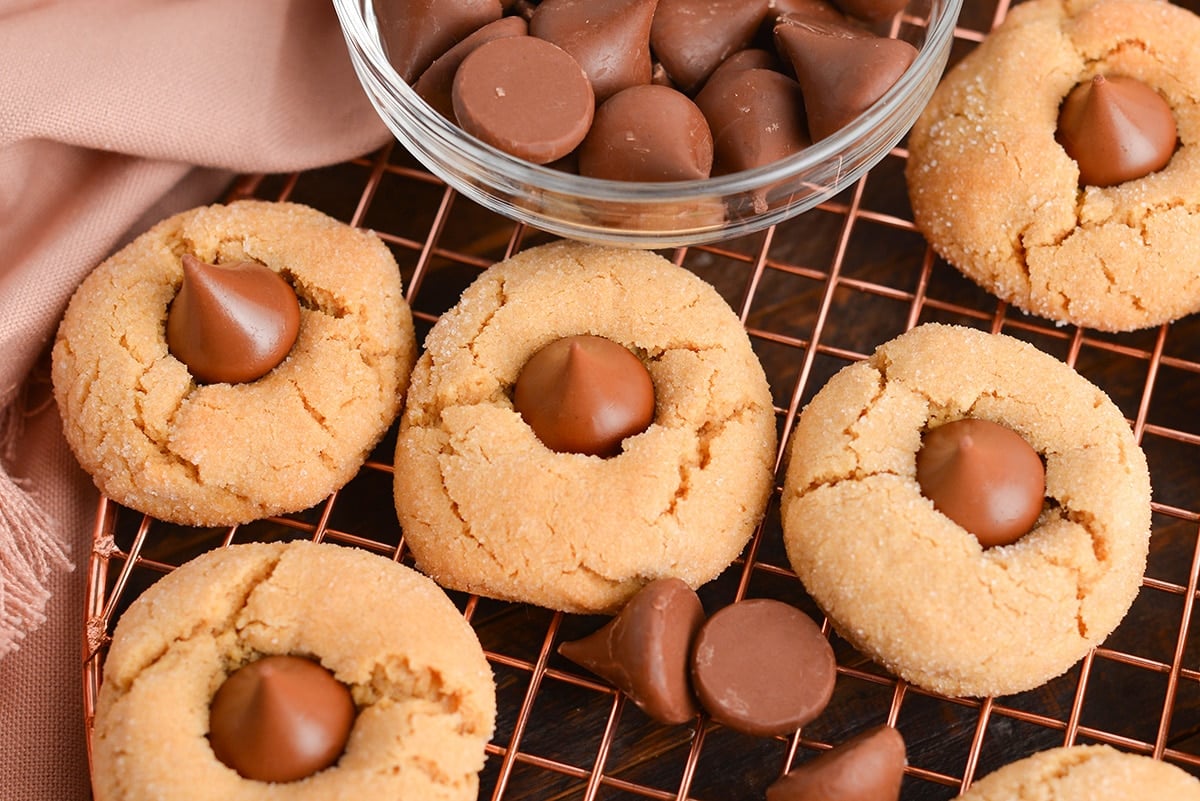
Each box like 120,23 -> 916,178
83,0 -> 1200,797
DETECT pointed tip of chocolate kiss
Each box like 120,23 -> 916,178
558,577 -> 704,725
775,22 -> 917,141
1056,73 -> 1177,188
529,0 -> 658,102
766,725 -> 907,801
650,0 -> 772,92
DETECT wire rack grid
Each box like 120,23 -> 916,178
82,0 -> 1200,798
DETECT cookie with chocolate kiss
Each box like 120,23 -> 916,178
52,200 -> 415,527
394,241 -> 778,614
905,0 -> 1200,332
90,541 -> 496,801
781,323 -> 1152,697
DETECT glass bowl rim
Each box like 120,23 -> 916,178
333,0 -> 965,205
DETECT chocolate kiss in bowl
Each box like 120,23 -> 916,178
558,578 -> 705,725
765,0 -> 848,25
695,67 -> 810,175
775,19 -> 917,141
579,84 -> 714,181
530,0 -> 657,103
828,0 -> 908,22
377,0 -> 502,82
452,36 -> 596,165
414,16 -> 528,120
651,0 -> 770,92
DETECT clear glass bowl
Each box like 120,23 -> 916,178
334,0 -> 963,247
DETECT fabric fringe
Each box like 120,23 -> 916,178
0,389 -> 71,660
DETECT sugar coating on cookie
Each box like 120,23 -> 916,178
780,323 -> 1151,698
91,541 -> 497,801
52,201 -> 416,526
906,0 -> 1200,331
394,240 -> 777,614
957,745 -> 1200,800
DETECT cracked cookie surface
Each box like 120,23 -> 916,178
91,540 -> 496,801
957,745 -> 1200,799
393,241 -> 777,614
905,0 -> 1200,332
780,324 -> 1151,697
52,201 -> 415,525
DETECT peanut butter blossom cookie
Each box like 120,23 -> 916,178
906,0 -> 1200,332
393,241 -> 777,614
956,745 -> 1200,800
52,200 -> 416,526
91,541 -> 496,801
780,324 -> 1151,697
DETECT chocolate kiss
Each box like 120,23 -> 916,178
452,36 -> 596,165
414,16 -> 529,120
167,254 -> 301,385
650,0 -> 771,93
707,48 -> 784,82
828,0 -> 908,22
377,0 -> 502,82
766,725 -> 907,801
513,334 -> 655,457
916,418 -> 1046,549
579,84 -> 714,181
1056,74 -> 1177,188
689,598 -> 836,737
558,577 -> 705,724
208,655 -> 356,783
695,68 -> 810,175
766,0 -> 847,25
775,20 -> 917,141
530,0 -> 658,103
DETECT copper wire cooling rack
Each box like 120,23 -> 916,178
83,0 -> 1200,797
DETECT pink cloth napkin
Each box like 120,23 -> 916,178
0,0 -> 391,796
